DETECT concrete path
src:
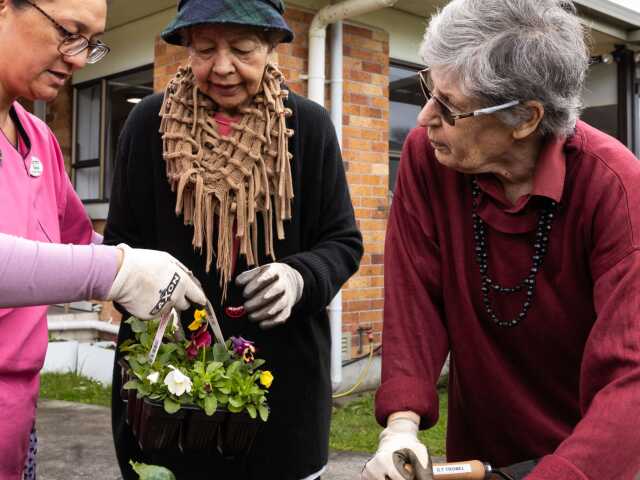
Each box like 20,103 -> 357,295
35,400 -> 371,480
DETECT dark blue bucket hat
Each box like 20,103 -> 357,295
161,0 -> 294,45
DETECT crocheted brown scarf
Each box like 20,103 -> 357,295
159,64 -> 294,298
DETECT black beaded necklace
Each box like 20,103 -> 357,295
471,178 -> 557,328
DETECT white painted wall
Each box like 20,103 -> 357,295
355,9 -> 426,65
72,8 -> 176,85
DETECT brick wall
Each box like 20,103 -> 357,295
46,83 -> 74,170
152,7 -> 390,357
18,83 -> 73,171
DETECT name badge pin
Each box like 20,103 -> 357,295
29,157 -> 43,177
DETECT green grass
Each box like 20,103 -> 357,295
40,373 -> 112,407
330,389 -> 448,456
40,373 -> 448,455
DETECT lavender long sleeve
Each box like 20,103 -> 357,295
0,232 -> 119,307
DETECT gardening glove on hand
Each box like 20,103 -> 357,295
361,416 -> 433,480
106,244 -> 207,320
235,263 -> 304,329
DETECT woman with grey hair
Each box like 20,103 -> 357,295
363,0 -> 640,479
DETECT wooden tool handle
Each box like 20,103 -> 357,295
404,460 -> 488,480
432,461 -> 487,479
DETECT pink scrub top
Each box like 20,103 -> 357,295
0,102 -> 94,478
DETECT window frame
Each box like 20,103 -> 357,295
388,59 -> 425,191
71,64 -> 154,204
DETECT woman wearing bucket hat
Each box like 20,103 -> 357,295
0,1 -> 208,478
105,0 -> 363,479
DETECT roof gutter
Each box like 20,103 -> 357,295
575,0 -> 640,27
575,0 -> 640,42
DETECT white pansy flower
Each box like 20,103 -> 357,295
163,365 -> 192,397
146,371 -> 160,384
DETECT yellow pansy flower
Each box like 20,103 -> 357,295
188,308 -> 207,331
259,371 -> 274,389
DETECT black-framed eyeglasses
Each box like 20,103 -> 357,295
418,67 -> 519,126
24,0 -> 110,64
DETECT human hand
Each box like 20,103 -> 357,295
235,263 -> 304,329
361,416 -> 433,480
106,244 -> 207,320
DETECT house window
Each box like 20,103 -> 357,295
389,61 -> 424,191
72,66 -> 154,202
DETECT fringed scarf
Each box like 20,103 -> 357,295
159,64 -> 294,298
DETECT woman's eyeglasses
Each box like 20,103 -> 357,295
418,67 -> 519,126
24,0 -> 110,64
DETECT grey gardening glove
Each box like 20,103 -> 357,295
235,263 -> 304,329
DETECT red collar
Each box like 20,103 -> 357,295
476,134 -> 566,214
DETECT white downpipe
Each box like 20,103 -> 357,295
308,0 -> 398,392
48,320 -> 120,335
308,0 -> 398,107
328,21 -> 345,393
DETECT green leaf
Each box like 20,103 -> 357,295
246,405 -> 257,419
163,398 -> 181,414
204,395 -> 218,416
123,380 -> 140,391
229,396 -> 244,408
227,360 -> 241,375
130,318 -> 147,334
161,344 -> 178,354
206,361 -> 223,374
129,461 -> 176,480
252,359 -> 266,369
134,354 -> 148,365
136,384 -> 150,397
258,405 -> 269,422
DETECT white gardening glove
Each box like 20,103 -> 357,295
361,416 -> 433,480
106,244 -> 207,320
235,263 -> 304,330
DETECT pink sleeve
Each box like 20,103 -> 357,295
0,232 -> 119,307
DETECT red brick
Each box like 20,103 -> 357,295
345,24 -> 374,39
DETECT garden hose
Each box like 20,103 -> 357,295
332,332 -> 375,399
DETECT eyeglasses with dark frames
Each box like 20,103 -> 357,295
418,67 -> 519,126
24,0 -> 110,64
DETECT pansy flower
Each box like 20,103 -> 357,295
242,344 -> 256,363
186,327 -> 212,359
188,308 -> 207,331
259,371 -> 274,388
164,365 -> 192,397
231,337 -> 254,356
230,336 -> 257,363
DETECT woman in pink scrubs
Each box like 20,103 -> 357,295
0,1 -> 207,478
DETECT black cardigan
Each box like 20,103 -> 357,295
104,91 -> 363,480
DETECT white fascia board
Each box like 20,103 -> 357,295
579,14 -> 629,40
575,0 -> 640,29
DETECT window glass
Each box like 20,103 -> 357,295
581,62 -> 618,140
76,84 -> 101,163
75,166 -> 101,201
104,69 -> 154,199
389,63 -> 423,191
